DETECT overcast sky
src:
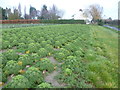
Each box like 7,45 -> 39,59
0,0 -> 119,19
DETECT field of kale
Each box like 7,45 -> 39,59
0,24 -> 118,88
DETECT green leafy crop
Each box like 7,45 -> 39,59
54,52 -> 65,61
38,48 -> 48,57
4,75 -> 31,88
24,67 -> 44,85
28,43 -> 38,53
18,54 -> 33,67
30,53 -> 40,62
64,68 -> 72,76
36,82 -> 52,88
1,24 -> 118,88
3,50 -> 19,60
34,58 -> 54,72
3,60 -> 22,75
2,41 -> 11,49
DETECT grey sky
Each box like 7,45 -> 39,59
0,0 -> 119,19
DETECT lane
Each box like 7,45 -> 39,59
103,25 -> 120,31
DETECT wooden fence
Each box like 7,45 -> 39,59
1,19 -> 40,24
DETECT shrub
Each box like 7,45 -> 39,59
2,41 -> 11,49
30,53 -> 40,62
59,48 -> 71,57
62,56 -> 80,71
54,41 -> 61,48
28,43 -> 38,53
64,44 -> 73,51
0,53 -> 8,68
3,49 -> 19,60
38,48 -> 48,57
18,54 -> 33,67
4,75 -> 31,88
41,41 -> 48,47
97,19 -> 104,26
1,71 -> 7,83
36,82 -> 52,88
54,52 -> 65,61
24,67 -> 44,85
44,44 -> 54,54
34,58 -> 54,72
3,60 -> 22,75
64,68 -> 72,76
11,40 -> 18,46
17,43 -> 27,52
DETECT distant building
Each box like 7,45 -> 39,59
72,9 -> 92,24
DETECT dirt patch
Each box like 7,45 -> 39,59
0,47 -> 25,55
0,49 -> 7,53
0,46 -> 17,53
45,68 -> 65,87
1,74 -> 14,88
45,56 -> 66,87
53,48 -> 60,51
47,56 -> 62,65
16,52 -> 25,55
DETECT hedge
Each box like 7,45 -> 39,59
1,19 -> 86,24
40,19 -> 86,24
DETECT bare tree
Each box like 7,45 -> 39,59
83,4 -> 103,23
58,9 -> 64,18
36,10 -> 40,19
5,7 -> 11,19
39,4 -> 64,20
49,4 -> 64,19
18,3 -> 22,17
40,5 -> 49,19
24,6 -> 26,19
24,6 -> 30,19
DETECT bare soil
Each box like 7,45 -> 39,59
45,56 -> 66,87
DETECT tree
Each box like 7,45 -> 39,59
29,6 -> 37,19
39,5 -> 49,19
24,6 -> 30,19
24,14 -> 31,19
0,7 -> 9,20
18,3 -> 22,18
83,4 -> 103,23
24,6 -> 26,19
39,4 -> 64,20
0,7 -> 2,20
108,17 -> 112,20
49,4 -> 63,19
5,7 -> 11,19
0,7 -> 7,20
36,10 -> 41,19
8,8 -> 20,20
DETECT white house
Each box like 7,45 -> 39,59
72,10 -> 92,24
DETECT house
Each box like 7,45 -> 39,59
72,9 -> 92,24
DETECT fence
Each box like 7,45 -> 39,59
1,19 -> 40,24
